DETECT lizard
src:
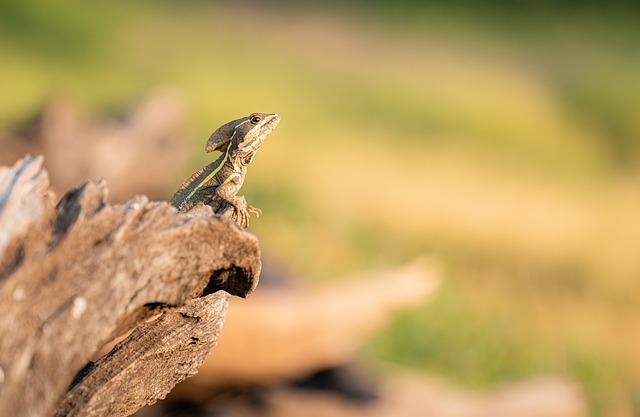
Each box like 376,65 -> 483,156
170,112 -> 280,228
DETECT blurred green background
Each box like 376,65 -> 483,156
1,1 -> 640,415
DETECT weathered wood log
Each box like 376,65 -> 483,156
54,295 -> 228,417
0,156 -> 261,417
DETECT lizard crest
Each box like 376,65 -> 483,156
207,113 -> 279,156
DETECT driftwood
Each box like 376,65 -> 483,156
0,156 -> 261,417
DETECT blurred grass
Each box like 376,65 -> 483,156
367,284 -> 624,417
1,1 -> 640,415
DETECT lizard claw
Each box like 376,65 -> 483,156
247,205 -> 262,218
222,197 -> 261,228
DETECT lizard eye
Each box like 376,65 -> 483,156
250,114 -> 262,124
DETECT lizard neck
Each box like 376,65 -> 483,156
228,147 -> 255,172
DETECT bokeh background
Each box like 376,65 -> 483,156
1,1 -> 640,416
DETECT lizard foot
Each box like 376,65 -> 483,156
232,196 -> 250,228
223,197 -> 261,228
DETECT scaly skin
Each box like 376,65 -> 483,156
170,112 -> 280,227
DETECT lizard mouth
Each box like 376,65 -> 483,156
258,114 -> 280,137
265,113 -> 280,129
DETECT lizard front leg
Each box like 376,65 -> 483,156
213,174 -> 252,227
216,194 -> 261,226
221,196 -> 250,228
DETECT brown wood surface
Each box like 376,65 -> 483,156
0,156 -> 261,417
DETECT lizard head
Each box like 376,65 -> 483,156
206,113 -> 280,154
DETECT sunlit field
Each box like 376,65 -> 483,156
2,2 -> 640,415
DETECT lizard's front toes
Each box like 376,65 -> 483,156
235,207 -> 249,228
247,205 -> 262,217
241,212 -> 249,228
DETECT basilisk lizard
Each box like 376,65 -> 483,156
170,112 -> 280,227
